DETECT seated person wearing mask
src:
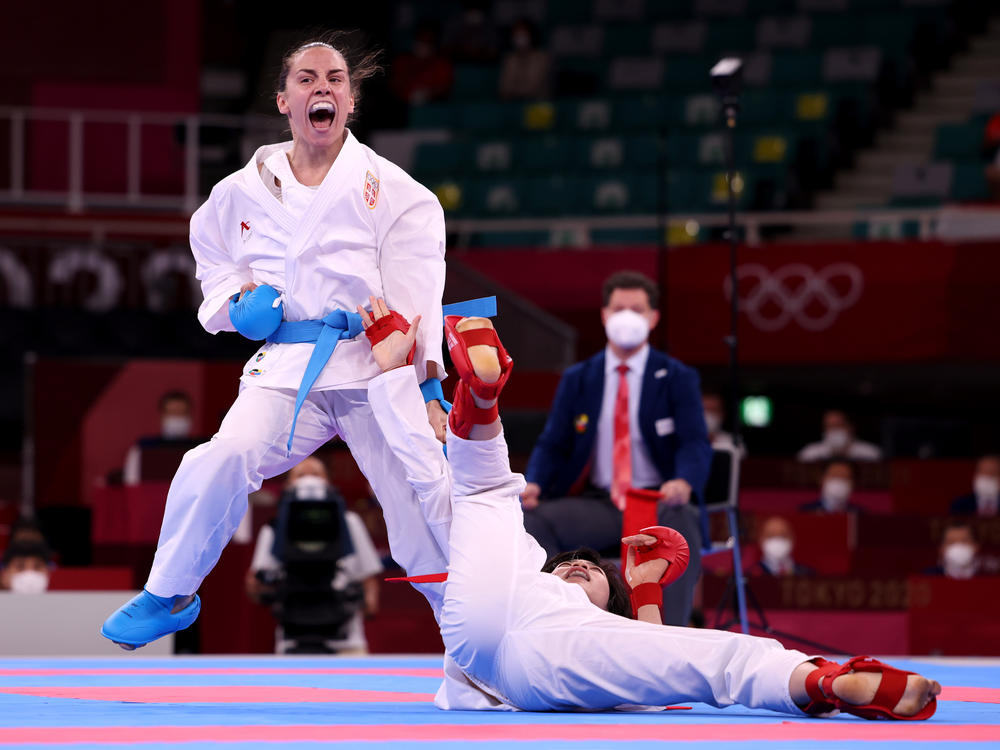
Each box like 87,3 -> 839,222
122,390 -> 201,485
246,455 -> 383,654
797,410 -> 882,463
1,540 -> 53,594
925,521 -> 981,580
750,516 -> 814,577
800,460 -> 864,514
521,270 -> 711,627
950,455 -> 1000,517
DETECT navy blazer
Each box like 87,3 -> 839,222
524,347 -> 712,502
949,493 -> 977,515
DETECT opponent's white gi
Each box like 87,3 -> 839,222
367,366 -> 812,714
145,133 -> 449,599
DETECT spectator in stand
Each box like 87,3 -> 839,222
750,516 -> 814,577
8,516 -> 47,546
702,390 -> 744,456
389,21 -> 453,105
122,390 -> 200,485
246,455 -> 383,654
1,540 -> 53,594
800,460 -> 864,514
925,521 -> 981,580
498,18 -> 550,100
950,455 -> 1000,517
521,270 -> 712,627
443,0 -> 499,63
797,409 -> 882,463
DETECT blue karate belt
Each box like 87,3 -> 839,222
267,296 -> 497,454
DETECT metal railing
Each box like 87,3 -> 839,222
0,107 -> 286,214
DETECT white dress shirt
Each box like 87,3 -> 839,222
590,344 -> 663,493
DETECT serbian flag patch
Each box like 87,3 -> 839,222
363,170 -> 380,209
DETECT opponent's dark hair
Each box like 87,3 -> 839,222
542,547 -> 633,619
1,539 -> 52,568
276,30 -> 383,120
601,270 -> 660,308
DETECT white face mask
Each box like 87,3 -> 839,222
292,474 -> 328,500
9,569 -> 49,594
943,542 -> 976,578
704,412 -> 722,435
823,428 -> 850,452
973,475 -> 999,501
821,478 -> 852,511
604,309 -> 650,350
162,415 -> 192,439
762,536 -> 792,564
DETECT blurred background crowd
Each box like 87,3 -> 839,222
0,0 -> 998,657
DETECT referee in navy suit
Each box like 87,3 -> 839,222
521,271 -> 712,626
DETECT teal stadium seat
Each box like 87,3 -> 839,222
458,101 -> 517,132
613,95 -> 668,130
663,57 -> 714,92
951,163 -> 990,202
413,141 -> 470,178
525,175 -> 583,216
581,136 -> 627,170
513,137 -> 573,173
409,103 -> 456,130
473,141 -> 513,172
603,25 -> 652,56
452,66 -> 500,100
705,21 -> 758,56
546,0 -> 593,24
771,52 -> 823,85
557,98 -> 613,132
934,122 -> 986,162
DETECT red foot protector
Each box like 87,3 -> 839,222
364,310 -> 414,365
443,315 -> 512,400
634,526 -> 690,587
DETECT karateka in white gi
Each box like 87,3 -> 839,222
358,299 -> 941,720
101,36 -> 451,648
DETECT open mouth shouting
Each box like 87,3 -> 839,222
308,101 -> 336,130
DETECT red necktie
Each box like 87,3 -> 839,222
611,363 -> 631,511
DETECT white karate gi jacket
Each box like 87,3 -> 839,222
189,132 -> 446,390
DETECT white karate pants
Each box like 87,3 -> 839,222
439,430 -> 811,714
145,384 -> 449,612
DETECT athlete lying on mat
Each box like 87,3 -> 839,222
358,297 -> 941,718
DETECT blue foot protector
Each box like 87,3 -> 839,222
100,590 -> 201,650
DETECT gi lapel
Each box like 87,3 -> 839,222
286,131 -> 363,260
244,142 -> 298,236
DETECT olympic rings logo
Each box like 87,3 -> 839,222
723,263 -> 864,332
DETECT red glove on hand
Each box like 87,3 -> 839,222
364,310 -> 415,365
634,526 -> 690,587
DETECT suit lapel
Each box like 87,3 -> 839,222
637,350 -> 668,441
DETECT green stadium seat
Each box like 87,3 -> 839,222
513,136 -> 573,172
663,57 -> 714,92
771,52 -> 823,85
705,21 -> 757,55
458,101 -> 517,132
581,136 -> 627,169
933,122 -> 985,162
525,175 -> 583,215
557,98 -> 613,131
521,101 -> 558,131
681,93 -> 721,128
624,135 -> 663,168
546,0 -> 592,24
613,95 -> 667,130
452,66 -> 500,99
413,141 -> 470,177
951,162 -> 990,202
409,103 -> 456,130
473,141 -> 513,172
603,25 -> 651,56
469,177 -> 528,217
586,173 -> 659,213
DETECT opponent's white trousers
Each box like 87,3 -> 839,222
145,384 -> 450,613
369,367 -> 811,714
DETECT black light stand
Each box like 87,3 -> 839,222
707,58 -> 844,654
